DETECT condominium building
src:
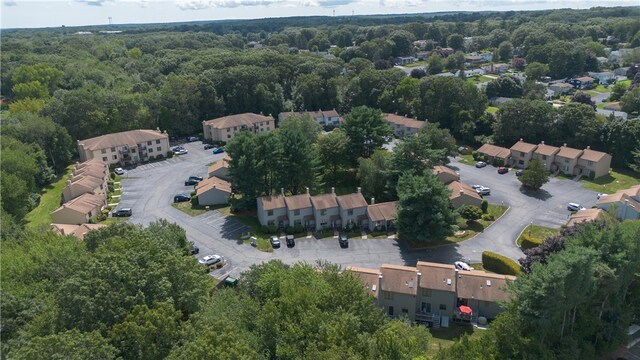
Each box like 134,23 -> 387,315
77,129 -> 170,166
62,159 -> 109,203
202,113 -> 274,142
384,113 -> 426,138
278,109 -> 342,127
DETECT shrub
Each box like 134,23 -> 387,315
495,158 -> 505,166
520,233 -> 544,249
293,224 -> 304,234
459,205 -> 483,221
481,213 -> 494,221
190,196 -> 198,206
456,219 -> 469,230
482,251 -> 522,276
108,184 -> 115,193
156,154 -> 164,160
166,150 -> 174,158
101,209 -> 110,216
285,226 -> 294,235
472,151 -> 479,160
110,172 -> 116,180
481,200 -> 489,213
268,225 -> 278,234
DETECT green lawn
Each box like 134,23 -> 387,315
403,61 -> 427,68
579,169 -> 640,193
427,324 -> 482,357
171,201 -> 210,216
618,80 -> 631,87
101,217 -> 129,226
516,224 -> 560,246
486,106 -> 499,114
458,154 -> 475,166
25,166 -> 74,232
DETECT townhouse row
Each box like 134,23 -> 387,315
477,139 -> 612,179
78,129 -> 170,167
348,262 -> 516,326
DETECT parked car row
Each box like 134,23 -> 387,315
270,235 -> 296,248
184,175 -> 202,186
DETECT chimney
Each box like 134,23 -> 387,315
66,180 -> 72,186
280,188 -> 284,196
519,138 -> 523,141
260,111 -> 263,115
541,141 -> 545,145
357,187 -> 361,193
460,190 -> 464,195
371,197 -> 375,205
156,127 -> 160,131
306,187 -> 310,194
331,187 -> 335,194
377,274 -> 383,306
587,146 -> 591,150
563,143 -> 567,147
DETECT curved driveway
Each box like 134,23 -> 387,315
117,143 -> 598,278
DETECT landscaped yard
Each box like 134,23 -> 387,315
427,324 -> 482,357
171,201 -> 210,216
486,106 -> 499,114
458,154 -> 475,166
403,61 -> 427,68
516,224 -> 560,247
25,165 -> 73,232
579,169 -> 640,193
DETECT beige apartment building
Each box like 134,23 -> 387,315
195,176 -> 232,206
62,159 -> 109,203
509,139 -> 537,169
77,129 -> 170,166
202,113 -> 274,142
447,181 -> 483,208
554,144 -> 584,176
476,143 -> 511,164
532,141 -> 560,171
384,113 -> 426,138
432,166 -> 459,185
576,147 -> 612,179
207,156 -> 231,180
50,192 -> 106,225
50,223 -> 106,240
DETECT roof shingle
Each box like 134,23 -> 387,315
336,192 -> 368,210
79,129 -> 167,151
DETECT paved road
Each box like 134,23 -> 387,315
115,143 -> 599,278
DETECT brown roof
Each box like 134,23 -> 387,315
447,181 -> 482,201
79,129 -> 167,151
68,174 -> 103,190
336,192 -> 368,210
556,145 -> 583,160
203,113 -> 273,129
310,193 -> 338,210
550,83 -> 573,89
367,201 -> 398,222
260,195 -> 286,211
195,176 -> 232,196
346,266 -> 381,297
567,208 -> 604,227
207,158 -> 230,174
323,109 -> 340,118
76,158 -> 107,170
432,165 -> 459,179
477,143 -> 511,159
456,270 -> 516,302
597,191 -> 640,209
623,185 -> 640,198
534,142 -> 560,156
284,193 -> 312,210
580,147 -> 609,162
75,164 -> 108,178
53,192 -> 104,215
384,113 -> 426,130
510,139 -> 537,153
575,76 -> 595,82
50,223 -> 106,239
380,264 -> 419,296
416,261 -> 456,293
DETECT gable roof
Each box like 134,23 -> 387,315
336,192 -> 368,210
575,76 -> 595,82
456,270 -> 515,302
549,83 -> 573,89
447,181 -> 482,201
556,145 -> 583,160
79,129 -> 167,151
432,166 -> 459,182
285,193 -> 312,210
67,174 -> 103,190
310,193 -> 338,210
195,176 -> 232,196
477,143 -> 511,159
53,192 -> 104,215
567,208 -> 605,227
50,223 -> 106,239
580,147 -> 610,162
597,191 -> 640,209
380,264 -> 419,296
207,157 -> 230,174
346,266 -> 381,297
534,142 -> 560,156
510,139 -> 537,153
367,201 -> 398,222
203,113 -> 273,129
259,195 -> 286,211
384,113 -> 426,130
416,261 -> 457,293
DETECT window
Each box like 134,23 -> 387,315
147,141 -> 152,145
294,220 -> 302,226
347,209 -> 353,216
294,209 -> 300,216
111,147 -> 116,152
421,302 -> 431,313
401,308 -> 408,314
383,291 -> 393,300
520,152 -> 525,157
388,306 -> 394,316
267,220 -> 275,226
148,148 -> 153,153
518,160 -> 524,165
234,127 -> 238,131
564,159 -> 569,163
101,149 -> 107,154
156,139 -> 160,144
588,161 -> 594,166
266,127 -> 270,131
132,148 -> 136,153
320,209 -> 326,216
227,128 -> 231,132
421,288 -> 432,297
102,157 -> 108,161
267,210 -> 273,216
227,134 -> 231,139
112,155 -> 117,160
439,304 -> 447,311
542,155 -> 547,160
157,146 -> 161,151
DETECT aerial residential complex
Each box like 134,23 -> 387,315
202,113 -> 275,142
278,109 -> 342,127
77,129 -> 170,166
384,113 -> 426,138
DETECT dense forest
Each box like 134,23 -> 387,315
2,6 -> 640,358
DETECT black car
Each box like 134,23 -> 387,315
189,175 -> 204,181
286,235 -> 295,248
204,144 -> 215,150
112,208 -> 132,217
174,193 -> 191,203
339,234 -> 349,248
190,243 -> 200,255
515,169 -> 524,176
185,178 -> 200,186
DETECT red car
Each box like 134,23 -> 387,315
497,166 -> 509,174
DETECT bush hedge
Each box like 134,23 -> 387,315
481,200 -> 489,214
520,233 -> 544,249
482,251 -> 522,276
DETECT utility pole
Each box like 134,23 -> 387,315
108,16 -> 112,25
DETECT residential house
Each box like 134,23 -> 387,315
548,82 -> 573,95
346,266 -> 381,297
448,181 -> 483,208
567,208 -> 605,227
576,146 -> 612,179
395,56 -> 417,66
50,223 -> 106,240
207,156 -> 231,180
366,201 -> 397,232
596,56 -> 609,64
456,270 -> 516,320
413,40 -> 427,49
278,109 -> 342,128
202,113 -> 274,142
379,264 -> 420,320
195,176 -> 232,206
433,72 -> 455,77
77,129 -> 170,166
416,51 -> 433,61
310,190 -> 340,231
482,63 -> 510,74
509,139 -> 538,169
62,160 -> 109,202
596,185 -> 640,220
415,262 -> 457,321
532,141 -> 560,171
588,71 -> 615,84
465,55 -> 484,65
285,191 -> 315,229
568,76 -> 595,89
432,166 -> 459,185
50,192 -> 105,225
384,113 -> 426,138
614,67 -> 629,76
436,48 -> 454,57
553,144 -> 584,176
455,69 -> 485,77
476,143 -> 511,164
479,52 -> 494,62
336,190 -> 369,229
257,193 -> 288,228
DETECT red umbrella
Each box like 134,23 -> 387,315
459,305 -> 473,314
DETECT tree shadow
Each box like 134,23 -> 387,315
396,238 -> 465,267
518,186 -> 552,200
219,217 -> 251,245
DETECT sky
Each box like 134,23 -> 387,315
1,0 -> 637,29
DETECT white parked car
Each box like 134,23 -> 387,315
455,261 -> 474,271
198,254 -> 222,266
475,186 -> 491,195
567,203 -> 585,211
471,184 -> 483,190
597,193 -> 607,199
114,167 -> 125,175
